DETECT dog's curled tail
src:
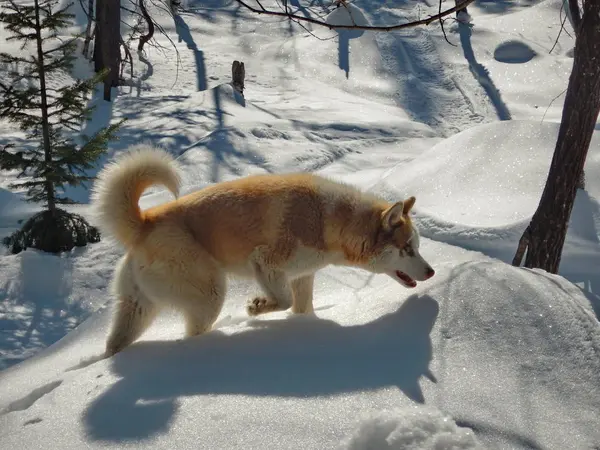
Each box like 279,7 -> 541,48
92,145 -> 181,248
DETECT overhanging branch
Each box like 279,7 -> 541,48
232,0 -> 476,31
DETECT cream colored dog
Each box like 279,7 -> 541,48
92,145 -> 435,356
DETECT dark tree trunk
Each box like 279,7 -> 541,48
94,0 -> 120,101
137,0 -> 155,52
33,0 -> 56,213
513,0 -> 600,273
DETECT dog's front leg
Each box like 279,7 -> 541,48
247,263 -> 294,316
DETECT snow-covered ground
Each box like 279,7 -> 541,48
1,0 -> 599,448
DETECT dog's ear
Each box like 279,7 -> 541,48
381,201 -> 405,230
402,196 -> 416,215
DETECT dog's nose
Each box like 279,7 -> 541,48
424,267 -> 435,279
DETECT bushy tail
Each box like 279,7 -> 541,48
91,145 -> 181,248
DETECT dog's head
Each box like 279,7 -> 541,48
367,196 -> 435,288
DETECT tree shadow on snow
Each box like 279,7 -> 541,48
0,251 -> 81,370
559,190 -> 600,320
458,22 -> 511,121
82,294 -> 439,442
336,27 -> 364,79
173,12 -> 208,91
475,0 -> 540,15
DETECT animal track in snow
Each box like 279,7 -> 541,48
23,417 -> 43,426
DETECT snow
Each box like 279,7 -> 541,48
376,119 -> 600,227
341,406 -> 483,449
1,0 -> 599,448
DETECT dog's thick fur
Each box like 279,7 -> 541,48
92,145 -> 435,356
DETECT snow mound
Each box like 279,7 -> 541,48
0,242 -> 599,449
377,120 -> 600,227
341,406 -> 483,450
325,4 -> 371,29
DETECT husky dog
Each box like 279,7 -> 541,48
92,145 -> 435,356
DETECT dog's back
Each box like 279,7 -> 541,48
141,172 -> 384,272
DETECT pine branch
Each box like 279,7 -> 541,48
42,37 -> 77,56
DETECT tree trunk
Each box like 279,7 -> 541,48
94,0 -> 120,101
33,0 -> 56,213
82,0 -> 94,58
513,0 -> 600,273
137,0 -> 155,52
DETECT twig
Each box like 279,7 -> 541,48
148,0 -> 176,17
439,0 -> 456,47
233,0 -> 477,31
550,3 -> 570,54
540,88 -> 567,123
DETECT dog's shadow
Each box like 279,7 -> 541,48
83,294 -> 440,442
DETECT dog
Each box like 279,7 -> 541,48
91,145 -> 435,356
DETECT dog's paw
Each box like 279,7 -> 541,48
247,296 -> 277,316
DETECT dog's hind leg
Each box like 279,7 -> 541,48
291,274 -> 315,314
178,275 -> 227,338
106,256 -> 160,356
133,259 -> 227,339
247,264 -> 295,316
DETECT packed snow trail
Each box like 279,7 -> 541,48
365,1 -> 498,136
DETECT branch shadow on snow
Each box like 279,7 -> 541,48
83,294 -> 439,442
178,84 -> 271,182
0,251 -> 80,370
458,22 -> 511,121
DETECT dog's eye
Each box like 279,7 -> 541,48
402,244 -> 415,257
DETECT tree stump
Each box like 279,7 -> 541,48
232,60 -> 245,95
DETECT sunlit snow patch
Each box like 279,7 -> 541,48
340,405 -> 483,449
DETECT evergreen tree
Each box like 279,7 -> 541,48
0,0 -> 124,254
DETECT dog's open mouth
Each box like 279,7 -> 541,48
395,270 -> 417,288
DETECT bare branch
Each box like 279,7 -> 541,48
118,38 -> 130,79
541,88 -> 567,123
233,0 -> 477,31
438,0 -> 456,47
549,7 -> 569,54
